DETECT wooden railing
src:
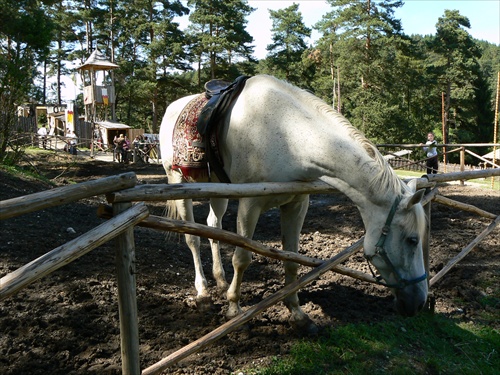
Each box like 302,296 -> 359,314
1,168 -> 500,374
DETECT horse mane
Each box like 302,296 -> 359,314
271,76 -> 405,198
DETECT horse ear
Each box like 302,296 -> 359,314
407,189 -> 425,209
407,178 -> 418,193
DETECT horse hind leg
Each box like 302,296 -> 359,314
173,198 -> 212,310
207,198 -> 229,294
280,196 -> 318,335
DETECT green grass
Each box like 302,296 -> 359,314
245,313 -> 499,375
0,161 -> 55,187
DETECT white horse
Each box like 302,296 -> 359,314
159,75 -> 428,332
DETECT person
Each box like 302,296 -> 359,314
66,130 -> 78,155
94,128 -> 105,151
133,135 -> 144,163
37,124 -> 48,149
420,132 -> 438,174
122,135 -> 131,163
114,134 -> 125,163
140,135 -> 150,163
133,135 -> 140,150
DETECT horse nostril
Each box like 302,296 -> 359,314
395,296 -> 422,317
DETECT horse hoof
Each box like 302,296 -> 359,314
216,282 -> 229,297
195,295 -> 214,312
290,316 -> 318,335
225,305 -> 242,321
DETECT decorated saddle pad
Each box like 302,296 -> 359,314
172,94 -> 209,179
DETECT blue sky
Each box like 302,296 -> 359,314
246,0 -> 500,59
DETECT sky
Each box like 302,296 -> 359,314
60,1 -> 500,101
244,0 -> 500,59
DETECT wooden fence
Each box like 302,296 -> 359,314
378,143 -> 500,174
1,168 -> 500,374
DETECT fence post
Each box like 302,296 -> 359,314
423,195 -> 431,283
113,202 -> 141,375
460,147 -> 465,185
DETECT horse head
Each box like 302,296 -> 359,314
362,179 -> 428,317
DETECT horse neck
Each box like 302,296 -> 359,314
317,137 -> 402,222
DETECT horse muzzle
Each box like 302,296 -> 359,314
394,282 -> 428,317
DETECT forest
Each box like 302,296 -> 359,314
1,0 -> 499,162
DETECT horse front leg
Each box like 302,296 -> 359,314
280,195 -> 318,334
226,198 -> 261,320
207,198 -> 229,294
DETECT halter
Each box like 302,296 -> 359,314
364,196 -> 428,289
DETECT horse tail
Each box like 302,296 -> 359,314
165,199 -> 180,220
164,200 -> 181,242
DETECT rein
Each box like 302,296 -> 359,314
364,196 -> 428,289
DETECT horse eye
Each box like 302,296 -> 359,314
406,236 -> 419,246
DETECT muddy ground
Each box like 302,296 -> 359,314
1,153 -> 499,374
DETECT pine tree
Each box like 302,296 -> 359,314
316,0 -> 409,142
187,0 -> 254,84
0,0 -> 55,160
45,1 -> 79,105
101,1 -> 189,131
429,10 -> 483,144
263,3 -> 311,85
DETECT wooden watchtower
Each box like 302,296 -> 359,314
77,50 -> 119,155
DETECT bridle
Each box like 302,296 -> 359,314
364,196 -> 428,289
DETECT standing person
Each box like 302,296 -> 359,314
122,135 -> 131,163
94,128 -> 105,151
114,134 -> 125,163
420,132 -> 438,174
67,130 -> 78,155
37,124 -> 48,149
133,135 -> 140,149
141,135 -> 150,163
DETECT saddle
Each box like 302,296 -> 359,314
172,75 -> 249,183
204,79 -> 232,98
197,75 -> 250,135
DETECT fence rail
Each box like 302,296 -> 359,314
377,143 -> 500,172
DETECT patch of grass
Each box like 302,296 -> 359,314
248,313 -> 499,375
0,163 -> 54,187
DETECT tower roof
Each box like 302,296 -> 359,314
77,49 -> 119,71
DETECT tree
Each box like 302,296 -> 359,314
187,0 -> 254,85
312,7 -> 344,108
315,0 -> 411,142
0,0 -> 55,161
45,1 -> 79,105
79,0 -> 190,132
429,10 -> 483,144
262,3 -> 311,85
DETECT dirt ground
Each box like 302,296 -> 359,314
1,153 -> 499,374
